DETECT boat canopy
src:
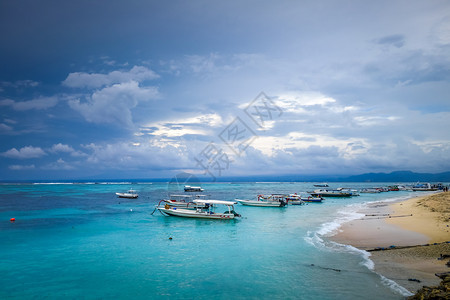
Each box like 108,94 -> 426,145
193,199 -> 237,205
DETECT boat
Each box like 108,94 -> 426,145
236,194 -> 287,207
162,194 -> 194,208
411,183 -> 438,191
161,194 -> 208,208
309,189 -> 352,197
184,185 -> 204,192
360,188 -> 381,193
115,189 -> 138,199
313,183 -> 329,187
300,195 -> 324,203
157,199 -> 241,219
284,194 -> 305,205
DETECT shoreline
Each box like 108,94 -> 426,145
330,191 -> 450,294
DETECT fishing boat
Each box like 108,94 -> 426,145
283,194 -> 305,205
115,189 -> 138,199
157,199 -> 241,219
310,189 -> 352,197
360,188 -> 381,193
184,185 -> 204,192
162,194 -> 195,208
411,183 -> 438,191
236,194 -> 287,207
300,195 -> 324,203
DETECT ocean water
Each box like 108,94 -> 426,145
0,182 -> 438,299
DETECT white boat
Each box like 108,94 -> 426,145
360,188 -> 381,193
161,194 -> 207,208
184,185 -> 204,192
299,196 -> 324,203
157,199 -> 241,219
411,183 -> 438,191
115,189 -> 138,199
310,189 -> 352,197
313,183 -> 329,187
236,194 -> 287,207
162,194 -> 195,208
284,194 -> 305,205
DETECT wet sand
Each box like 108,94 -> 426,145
331,192 -> 450,293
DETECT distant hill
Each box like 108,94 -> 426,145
338,171 -> 450,182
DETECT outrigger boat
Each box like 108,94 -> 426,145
157,199 -> 241,219
115,189 -> 138,199
236,194 -> 287,207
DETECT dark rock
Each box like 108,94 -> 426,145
408,274 -> 450,299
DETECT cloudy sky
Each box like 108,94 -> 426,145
1,0 -> 449,181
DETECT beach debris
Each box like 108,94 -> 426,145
438,254 -> 450,260
408,278 -> 421,283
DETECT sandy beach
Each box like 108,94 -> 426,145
331,191 -> 450,294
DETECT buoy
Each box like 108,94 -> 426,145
10,218 -> 15,222
130,209 -> 133,212
169,237 -> 173,240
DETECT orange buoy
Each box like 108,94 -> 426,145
10,218 -> 15,222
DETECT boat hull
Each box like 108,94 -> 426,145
115,193 -> 138,199
157,207 -> 236,219
237,199 -> 284,207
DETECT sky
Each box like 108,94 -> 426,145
0,0 -> 450,181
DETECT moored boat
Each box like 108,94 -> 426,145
237,194 -> 287,207
184,185 -> 204,192
411,183 -> 438,191
115,189 -> 138,199
310,189 -> 352,197
157,199 -> 241,219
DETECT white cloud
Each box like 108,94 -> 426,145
140,113 -> 223,137
9,164 -> 35,170
81,139 -> 192,172
63,65 -> 159,88
0,123 -> 13,131
68,81 -> 159,128
50,143 -> 75,153
1,146 -> 46,159
0,97 -> 58,111
49,143 -> 87,157
42,158 -> 75,170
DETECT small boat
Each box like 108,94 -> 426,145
310,189 -> 352,197
184,185 -> 204,192
115,189 -> 138,199
411,183 -> 438,191
360,188 -> 381,193
162,194 -> 195,208
313,183 -> 329,187
157,199 -> 241,219
236,194 -> 287,207
161,194 -> 208,208
300,196 -> 324,203
284,194 -> 304,205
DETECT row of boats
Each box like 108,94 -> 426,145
120,182 -> 445,220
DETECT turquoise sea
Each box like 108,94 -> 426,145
0,182 -> 440,299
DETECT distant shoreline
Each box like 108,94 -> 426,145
330,192 -> 450,294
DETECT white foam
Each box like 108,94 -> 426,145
379,275 -> 414,297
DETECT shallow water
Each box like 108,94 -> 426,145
0,182 -> 437,299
